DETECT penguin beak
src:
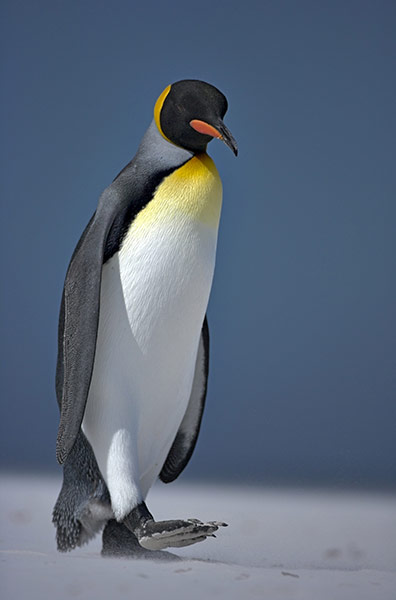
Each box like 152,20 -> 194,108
189,119 -> 238,156
216,120 -> 238,156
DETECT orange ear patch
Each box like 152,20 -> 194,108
190,119 -> 222,139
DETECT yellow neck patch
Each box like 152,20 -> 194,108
130,153 -> 222,231
154,85 -> 172,144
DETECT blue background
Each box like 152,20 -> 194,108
1,0 -> 395,487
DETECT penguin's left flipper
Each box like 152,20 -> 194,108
56,185 -> 125,465
136,519 -> 227,551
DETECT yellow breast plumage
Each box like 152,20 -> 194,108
131,153 -> 222,232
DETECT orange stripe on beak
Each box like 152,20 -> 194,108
189,119 -> 223,139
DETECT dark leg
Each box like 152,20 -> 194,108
102,520 -> 180,561
123,501 -> 227,551
53,431 -> 112,551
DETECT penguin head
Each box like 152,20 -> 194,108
154,80 -> 238,156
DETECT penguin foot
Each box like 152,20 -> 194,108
101,519 -> 180,561
135,518 -> 227,551
123,502 -> 228,551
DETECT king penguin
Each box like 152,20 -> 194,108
53,79 -> 237,558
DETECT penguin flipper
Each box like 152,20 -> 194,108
56,187 -> 122,465
159,317 -> 209,483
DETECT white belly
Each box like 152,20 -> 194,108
82,212 -> 219,519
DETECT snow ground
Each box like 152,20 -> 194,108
1,474 -> 395,599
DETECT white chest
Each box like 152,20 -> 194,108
119,215 -> 217,353
115,151 -> 222,368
